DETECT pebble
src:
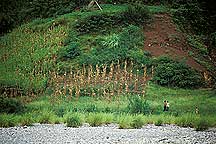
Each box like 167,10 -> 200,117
0,124 -> 215,144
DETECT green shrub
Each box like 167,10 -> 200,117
20,113 -> 34,126
75,13 -> 123,34
0,97 -> 24,114
117,115 -> 133,129
103,113 -> 115,124
38,111 -> 55,124
187,35 -> 208,55
122,4 -> 151,25
152,58 -> 203,88
79,25 -> 147,66
195,118 -> 210,131
85,104 -> 99,113
176,114 -> 198,128
131,115 -> 144,128
1,0 -> 91,35
86,113 -> 104,126
58,42 -> 81,61
0,114 -> 18,127
66,114 -> 83,127
173,1 -> 207,35
54,106 -> 65,117
155,119 -> 163,126
127,95 -> 151,115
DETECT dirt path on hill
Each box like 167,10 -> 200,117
143,14 -> 205,72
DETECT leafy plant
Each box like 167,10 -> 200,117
0,97 -> 24,114
0,114 -> 18,127
118,115 -> 133,129
131,115 -> 144,128
58,42 -> 81,61
122,4 -> 151,25
155,119 -> 163,126
127,95 -> 151,115
38,111 -> 56,124
187,35 -> 208,55
75,13 -> 123,34
86,113 -> 104,126
66,113 -> 83,127
20,113 -> 34,126
79,25 -> 147,66
152,57 -> 203,88
195,118 -> 210,131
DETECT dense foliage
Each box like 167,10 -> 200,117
127,96 -> 151,115
0,97 -> 24,114
152,57 -> 203,88
0,0 -> 91,35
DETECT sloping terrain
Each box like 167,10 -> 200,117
144,14 -> 206,72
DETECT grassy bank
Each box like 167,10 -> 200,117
1,83 -> 215,131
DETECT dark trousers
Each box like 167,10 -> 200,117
163,106 -> 166,111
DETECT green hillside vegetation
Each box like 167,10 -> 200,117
0,4 -> 163,94
1,1 -> 216,130
1,83 -> 215,130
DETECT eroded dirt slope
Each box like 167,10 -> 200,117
144,14 -> 205,72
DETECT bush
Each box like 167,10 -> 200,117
122,4 -> 151,25
176,114 -> 198,128
117,114 -> 133,129
58,42 -> 81,61
155,119 -> 163,126
38,111 -> 56,124
1,0 -> 91,35
86,113 -> 104,126
187,35 -> 208,55
152,57 -> 203,88
0,114 -> 18,127
79,25 -> 147,66
85,104 -> 99,112
131,115 -> 144,128
66,114 -> 83,127
54,106 -> 65,117
127,95 -> 151,115
0,97 -> 24,114
20,113 -> 34,126
75,13 -> 124,34
173,1 -> 207,35
195,118 -> 210,131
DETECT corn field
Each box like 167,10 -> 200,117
49,61 -> 150,101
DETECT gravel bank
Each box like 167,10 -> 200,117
0,124 -> 215,144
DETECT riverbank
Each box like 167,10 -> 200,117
1,123 -> 215,144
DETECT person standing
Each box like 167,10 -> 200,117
166,101 -> 169,111
163,100 -> 167,111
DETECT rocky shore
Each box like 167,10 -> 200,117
0,124 -> 215,144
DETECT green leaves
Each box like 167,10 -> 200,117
153,58 -> 203,88
127,96 -> 151,115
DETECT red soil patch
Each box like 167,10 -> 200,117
144,14 -> 206,72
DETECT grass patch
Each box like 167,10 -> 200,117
0,114 -> 19,128
86,113 -> 105,127
66,113 -> 83,127
117,114 -> 133,129
131,115 -> 145,128
195,118 -> 210,131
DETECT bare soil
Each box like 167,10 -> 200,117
143,14 -> 206,72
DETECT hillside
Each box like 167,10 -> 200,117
144,13 -> 205,71
0,3 -> 216,142
1,4 -> 215,97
